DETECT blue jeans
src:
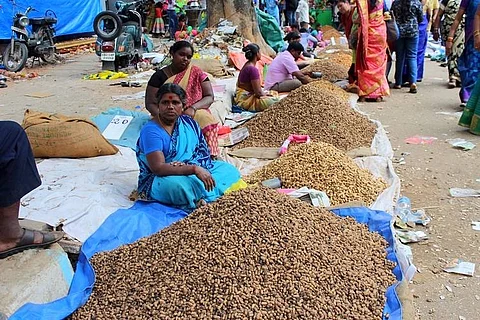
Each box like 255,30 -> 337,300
286,10 -> 295,25
168,9 -> 178,39
395,36 -> 419,86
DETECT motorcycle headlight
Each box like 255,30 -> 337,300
115,1 -> 124,10
19,16 -> 29,27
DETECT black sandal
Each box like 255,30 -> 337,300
0,229 -> 64,259
409,84 -> 417,94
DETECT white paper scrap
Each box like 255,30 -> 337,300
444,259 -> 475,277
472,221 -> 480,231
102,115 -> 133,140
449,188 -> 480,198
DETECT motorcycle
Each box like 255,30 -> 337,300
93,0 -> 153,71
3,0 -> 57,72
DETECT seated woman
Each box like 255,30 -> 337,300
234,44 -> 280,112
146,40 -> 219,157
137,83 -> 241,212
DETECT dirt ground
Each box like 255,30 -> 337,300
1,53 -> 480,319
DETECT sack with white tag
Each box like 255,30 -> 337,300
22,109 -> 118,158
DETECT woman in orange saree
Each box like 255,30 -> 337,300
356,0 -> 390,102
146,41 -> 220,157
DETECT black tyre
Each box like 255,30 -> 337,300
39,27 -> 57,64
40,50 -> 57,64
102,60 -> 117,72
3,42 -> 28,72
93,11 -> 122,41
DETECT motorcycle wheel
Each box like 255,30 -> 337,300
102,60 -> 117,72
39,27 -> 57,64
40,50 -> 57,64
3,42 -> 28,72
94,11 -> 123,41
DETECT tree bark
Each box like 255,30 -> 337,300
206,0 -> 276,57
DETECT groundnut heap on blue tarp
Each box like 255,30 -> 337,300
71,186 -> 396,320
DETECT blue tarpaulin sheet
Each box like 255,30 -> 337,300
0,0 -> 102,40
10,205 -> 402,320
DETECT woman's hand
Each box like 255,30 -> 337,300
432,29 -> 440,42
183,107 -> 195,118
475,35 -> 480,51
194,166 -> 216,192
445,40 -> 453,56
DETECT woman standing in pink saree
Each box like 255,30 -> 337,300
356,0 -> 390,102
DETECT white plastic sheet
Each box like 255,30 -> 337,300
19,147 -> 138,242
350,95 -> 394,159
353,156 -> 400,214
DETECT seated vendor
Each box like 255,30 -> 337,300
264,42 -> 312,93
299,22 -> 318,51
283,32 -> 314,67
136,83 -> 241,212
146,41 -> 219,157
234,43 -> 280,112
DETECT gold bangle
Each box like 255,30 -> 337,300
474,30 -> 480,37
447,37 -> 454,42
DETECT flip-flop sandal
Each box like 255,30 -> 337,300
0,229 -> 64,259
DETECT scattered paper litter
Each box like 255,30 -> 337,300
111,91 -> 145,101
405,135 -> 438,145
444,259 -> 475,277
24,92 -> 54,98
447,138 -> 476,151
471,221 -> 480,231
286,187 -> 331,207
449,188 -> 480,198
396,230 -> 429,243
435,111 -> 462,117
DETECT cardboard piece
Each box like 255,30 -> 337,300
227,147 -> 279,159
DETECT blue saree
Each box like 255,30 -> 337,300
136,116 -> 241,212
457,0 -> 480,103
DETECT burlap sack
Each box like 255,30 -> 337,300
191,58 -> 229,78
22,109 -> 118,158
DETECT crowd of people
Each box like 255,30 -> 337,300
144,0 -> 192,41
3,0 -> 480,261
257,0 -> 480,133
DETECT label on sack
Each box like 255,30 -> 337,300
102,115 -> 133,140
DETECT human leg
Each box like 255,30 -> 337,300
270,79 -> 303,92
405,36 -> 419,92
458,39 -> 480,104
149,162 -> 240,212
286,10 -> 295,25
0,121 -> 62,257
394,38 -> 407,87
416,15 -> 428,81
150,175 -> 206,211
168,10 -> 178,39
458,77 -> 480,134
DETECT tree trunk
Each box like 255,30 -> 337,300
206,0 -> 276,57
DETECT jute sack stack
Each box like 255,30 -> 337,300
22,109 -> 118,158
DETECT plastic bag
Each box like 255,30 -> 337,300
255,8 -> 284,53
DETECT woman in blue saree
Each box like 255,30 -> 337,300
458,3 -> 480,134
136,83 -> 241,212
447,0 -> 480,107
